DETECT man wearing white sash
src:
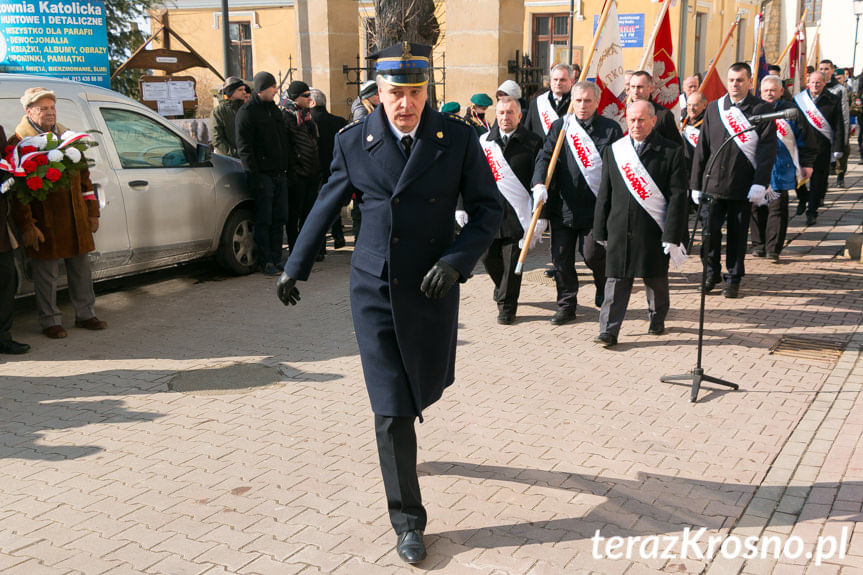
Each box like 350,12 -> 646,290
681,91 -> 707,172
531,81 -> 623,325
751,76 -> 816,261
795,70 -> 844,226
690,63 -> 777,299
593,101 -> 688,347
458,96 -> 543,324
524,64 -> 573,139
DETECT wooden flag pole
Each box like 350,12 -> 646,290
698,13 -> 741,95
776,8 -> 808,66
514,0 -> 615,275
751,15 -> 765,94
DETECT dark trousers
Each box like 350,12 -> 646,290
750,190 -> 789,255
0,251 -> 15,342
481,238 -> 522,315
287,175 -> 320,250
598,276 -> 669,336
701,198 -> 750,284
837,142 -> 850,177
253,173 -> 288,265
374,414 -> 426,534
550,225 -> 605,311
807,158 -> 831,217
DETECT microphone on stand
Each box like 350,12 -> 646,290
748,108 -> 799,124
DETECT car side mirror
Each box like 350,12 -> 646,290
196,143 -> 212,164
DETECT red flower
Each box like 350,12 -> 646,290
3,145 -> 13,155
33,154 -> 48,166
25,176 -> 42,190
21,160 -> 36,173
19,146 -> 37,155
45,167 -> 61,182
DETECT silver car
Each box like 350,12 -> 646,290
1,74 -> 258,295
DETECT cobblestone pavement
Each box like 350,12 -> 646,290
0,165 -> 861,574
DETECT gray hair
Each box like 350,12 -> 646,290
761,75 -> 783,89
626,99 -> 655,117
310,88 -> 326,107
571,81 -> 600,100
550,63 -> 574,77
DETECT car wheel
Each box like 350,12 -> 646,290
217,208 -> 258,275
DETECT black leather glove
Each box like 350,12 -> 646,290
420,260 -> 460,300
276,272 -> 301,306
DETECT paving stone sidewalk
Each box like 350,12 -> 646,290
0,165 -> 861,574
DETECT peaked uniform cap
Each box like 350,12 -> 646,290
371,42 -> 431,86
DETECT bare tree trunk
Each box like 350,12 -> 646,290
373,0 -> 440,50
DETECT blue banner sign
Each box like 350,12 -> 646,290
593,13 -> 646,49
0,0 -> 110,88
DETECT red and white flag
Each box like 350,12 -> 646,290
643,0 -> 680,112
587,0 -> 626,128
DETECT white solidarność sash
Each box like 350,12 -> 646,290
563,116 -> 603,196
479,133 -> 532,232
683,125 -> 700,148
611,138 -> 667,233
535,91 -> 559,136
774,118 -> 802,180
795,90 -> 834,143
718,100 -> 758,168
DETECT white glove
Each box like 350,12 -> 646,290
691,190 -> 701,205
833,151 -> 843,160
455,210 -> 469,228
531,183 -> 548,207
663,242 -> 689,269
528,218 -> 548,249
747,184 -> 767,205
597,240 -> 608,248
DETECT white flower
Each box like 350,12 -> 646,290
1,178 -> 13,194
32,134 -> 48,150
64,147 -> 81,163
47,149 -> 63,163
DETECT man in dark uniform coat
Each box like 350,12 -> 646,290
690,62 -> 777,298
593,100 -> 688,346
532,81 -> 623,325
456,95 -> 542,324
0,122 -> 30,355
796,70 -> 844,226
524,63 -> 573,139
629,71 -> 684,146
276,43 -> 501,564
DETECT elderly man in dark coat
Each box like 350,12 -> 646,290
593,100 -> 688,347
0,121 -> 29,354
276,42 -> 501,565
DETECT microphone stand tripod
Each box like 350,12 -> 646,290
661,124 -> 759,402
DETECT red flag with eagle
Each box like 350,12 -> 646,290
645,0 -> 680,113
587,0 -> 626,129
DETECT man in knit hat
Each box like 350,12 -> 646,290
210,76 -> 248,158
235,72 -> 296,275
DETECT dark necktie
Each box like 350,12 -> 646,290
401,135 -> 413,159
502,134 -> 509,147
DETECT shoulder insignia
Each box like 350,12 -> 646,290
339,117 -> 365,134
442,112 -> 471,126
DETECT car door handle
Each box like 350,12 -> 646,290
128,180 -> 148,187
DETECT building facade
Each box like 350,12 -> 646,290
156,0 -> 805,120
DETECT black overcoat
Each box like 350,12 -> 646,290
594,132 -> 688,278
800,88 -> 845,161
532,114 -> 623,229
284,105 -> 502,419
652,100 -> 684,146
524,91 -> 571,139
690,93 -> 777,200
484,123 -> 543,240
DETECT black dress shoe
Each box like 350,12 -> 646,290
333,237 -> 346,249
497,312 -> 515,325
0,339 -> 30,354
543,268 -> 554,278
647,320 -> 665,335
595,291 -> 604,308
700,277 -> 719,294
805,214 -> 817,226
550,309 -> 576,325
593,333 -> 617,347
767,252 -> 779,262
396,529 -> 426,564
723,282 -> 740,298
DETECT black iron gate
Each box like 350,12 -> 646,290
508,50 -> 545,101
342,52 -> 446,109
